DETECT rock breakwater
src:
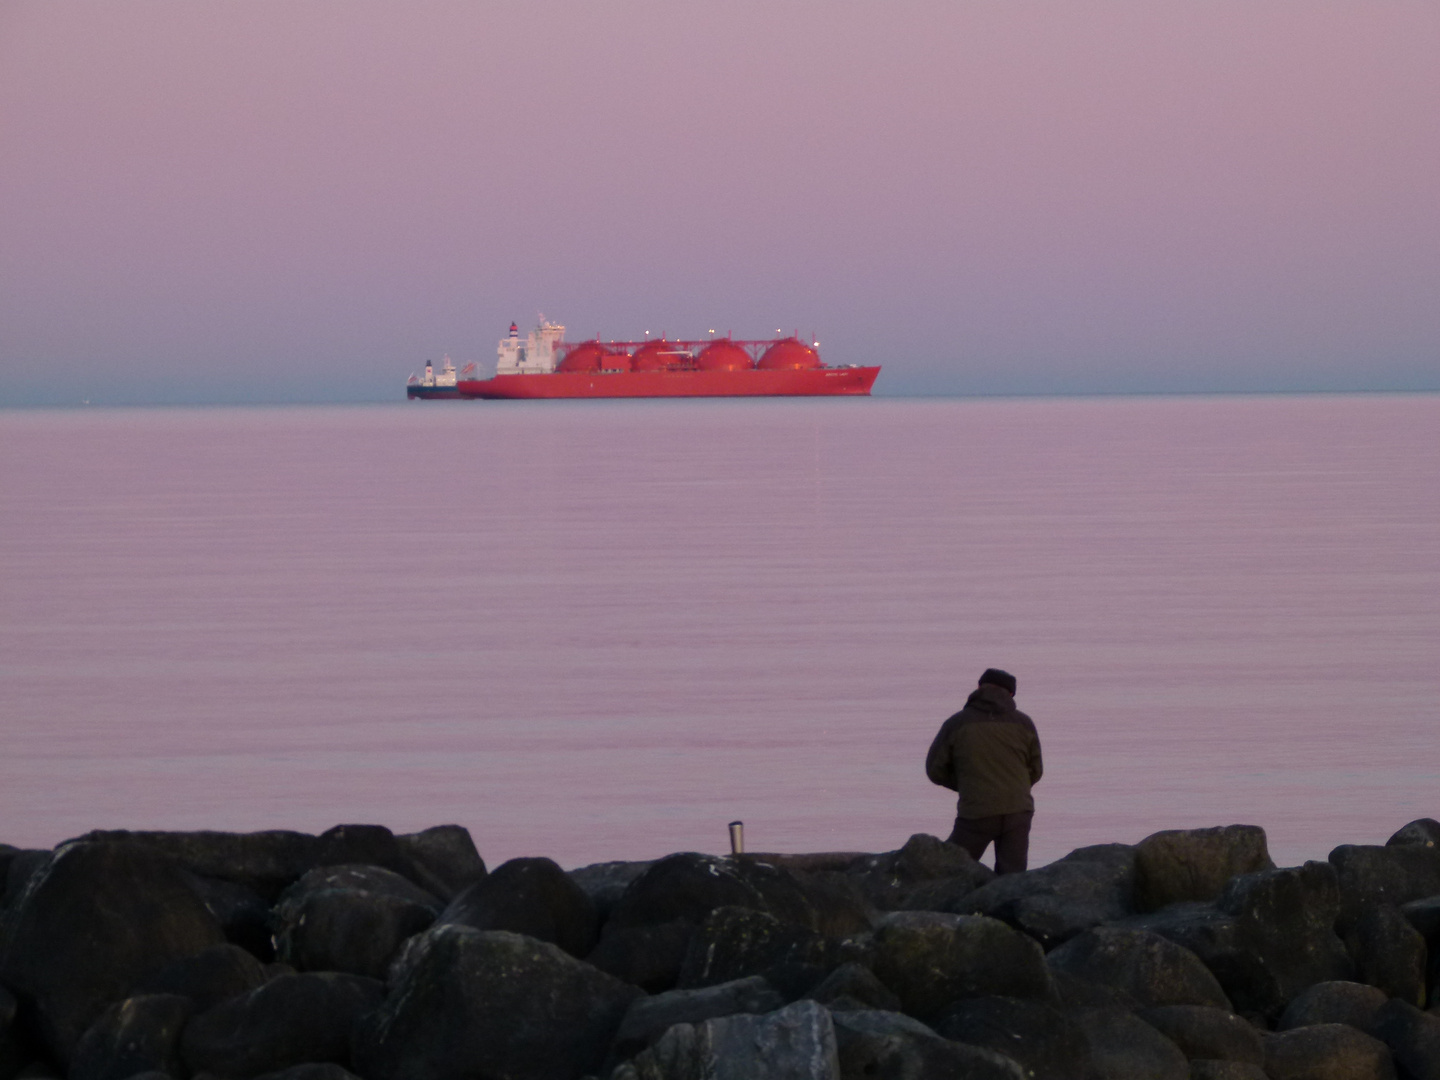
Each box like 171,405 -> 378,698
1,820 -> 1437,1079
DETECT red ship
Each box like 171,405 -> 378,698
408,319 -> 879,400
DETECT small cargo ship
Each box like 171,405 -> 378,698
407,320 -> 879,400
406,356 -> 473,400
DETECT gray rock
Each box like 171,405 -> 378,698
805,963 -> 901,1013
180,971 -> 384,1078
1074,1006 -> 1189,1080
1277,981 -> 1389,1032
1047,927 -> 1230,1010
676,906 -> 841,993
615,999 -> 840,1080
790,871 -> 875,939
608,853 -> 818,934
1262,1024 -> 1397,1080
610,975 -> 785,1063
438,856 -> 597,958
133,943 -> 269,1012
1133,826 -> 1274,913
0,840 -> 225,1067
352,925 -> 641,1080
1386,820 -> 1440,849
1050,968 -> 1144,1012
1189,1063 -> 1268,1080
1138,1006 -> 1264,1065
567,860 -> 654,922
932,995 -> 1091,1080
1,983 -> 26,1079
68,994 -> 192,1080
1330,844 -> 1440,929
937,843 -> 1137,949
587,920 -> 694,993
1344,904 -> 1427,1007
1366,999 -> 1440,1080
830,1008 -> 1026,1080
395,825 -> 485,900
868,911 -> 1054,1022
1400,896 -> 1440,945
845,834 -> 994,911
180,872 -> 276,961
73,830 -> 321,900
252,1066 -> 362,1080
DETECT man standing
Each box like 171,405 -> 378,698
925,668 -> 1043,874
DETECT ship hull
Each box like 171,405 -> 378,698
407,386 -> 466,400
455,366 -> 879,399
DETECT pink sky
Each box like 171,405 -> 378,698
1,2 -> 1437,402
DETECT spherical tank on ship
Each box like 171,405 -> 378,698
632,339 -> 683,372
696,340 -> 754,371
557,342 -> 610,373
758,338 -> 821,370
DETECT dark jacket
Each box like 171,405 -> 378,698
925,684 -> 1043,819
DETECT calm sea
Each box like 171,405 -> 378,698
1,396 -> 1436,870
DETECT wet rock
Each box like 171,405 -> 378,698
830,1008 -> 1026,1080
1189,1063 -> 1268,1080
845,834 -> 993,911
1262,1024 -> 1396,1080
805,963 -> 901,1013
394,825 -> 485,900
1047,927 -> 1230,1010
1367,999 -> 1440,1080
181,971 -> 383,1078
309,825 -> 452,900
438,856 -> 597,958
1,983 -> 26,1079
181,872 -> 276,960
68,994 -> 192,1080
867,911 -> 1054,1022
1386,820 -> 1440,848
252,1066 -> 363,1080
351,925 -> 640,1080
75,830 -> 321,900
568,860 -> 654,922
1124,862 -> 1351,1019
1401,896 -> 1440,945
932,995 -> 1091,1080
609,975 -> 784,1063
132,943 -> 268,1012
0,840 -> 225,1066
1138,1006 -> 1264,1065
938,843 -> 1137,950
1133,826 -> 1274,913
587,920 -> 694,993
274,865 -> 439,979
676,906 -> 841,993
607,853 -> 818,934
1050,968 -> 1144,1012
1277,981 -> 1389,1032
790,872 -> 875,939
1330,844 -> 1440,929
1074,1007 -> 1189,1080
1344,904 -> 1427,1006
614,999 -> 841,1080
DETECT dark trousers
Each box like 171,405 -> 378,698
948,810 -> 1033,875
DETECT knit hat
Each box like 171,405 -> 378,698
978,668 -> 1017,695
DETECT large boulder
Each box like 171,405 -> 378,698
132,943 -> 269,1011
1046,927 -> 1231,1010
829,1008 -> 1026,1080
789,872 -> 875,939
845,835 -> 993,911
1133,826 -> 1274,913
73,830 -> 321,900
394,826 -> 485,900
608,975 -> 785,1064
1387,820 -> 1440,848
1330,844 -> 1440,929
180,971 -> 384,1078
252,1067 -> 363,1080
567,860 -> 654,922
676,906 -> 842,994
0,840 -> 226,1066
1344,904 -> 1427,1007
613,999 -> 841,1080
68,994 -> 192,1080
935,843 -> 1137,950
1072,1007 -> 1189,1080
607,854 -> 817,933
805,963 -> 901,1013
351,925 -> 640,1080
273,865 -> 440,979
867,911 -> 1054,1022
1367,999 -> 1440,1080
1277,981 -> 1389,1031
437,857 -> 597,958
181,872 -> 276,960
1262,1024 -> 1397,1080
1123,861 -> 1352,1020
1137,1005 -> 1265,1065
586,920 -> 694,993
0,984 -> 25,1079
1189,1062 -> 1269,1080
932,994 -> 1091,1080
